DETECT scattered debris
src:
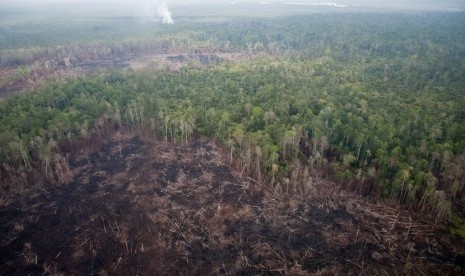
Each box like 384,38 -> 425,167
0,133 -> 463,275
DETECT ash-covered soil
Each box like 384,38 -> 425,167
1,133 -> 464,275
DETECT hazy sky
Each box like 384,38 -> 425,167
2,0 -> 464,12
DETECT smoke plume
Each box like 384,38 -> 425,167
157,2 -> 173,24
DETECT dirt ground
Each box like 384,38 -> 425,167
1,132 -> 464,275
0,52 -> 245,98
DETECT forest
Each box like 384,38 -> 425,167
1,2 -> 465,274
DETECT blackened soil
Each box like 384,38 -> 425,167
167,54 -> 223,65
0,134 -> 464,275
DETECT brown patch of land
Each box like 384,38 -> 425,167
0,132 -> 464,275
0,52 -> 246,98
130,53 -> 243,71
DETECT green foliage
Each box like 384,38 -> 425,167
1,12 -> 465,220
451,215 -> 465,241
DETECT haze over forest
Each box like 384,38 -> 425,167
2,0 -> 465,12
1,0 -> 465,275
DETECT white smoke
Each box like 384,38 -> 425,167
157,2 -> 174,24
137,1 -> 174,24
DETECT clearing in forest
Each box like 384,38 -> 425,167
0,132 -> 463,275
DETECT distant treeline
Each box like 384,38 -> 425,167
2,13 -> 465,66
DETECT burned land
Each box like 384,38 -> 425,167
0,52 -> 236,98
0,131 -> 464,275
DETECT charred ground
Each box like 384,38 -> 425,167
0,132 -> 464,275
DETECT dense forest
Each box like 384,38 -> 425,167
1,4 -> 465,274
